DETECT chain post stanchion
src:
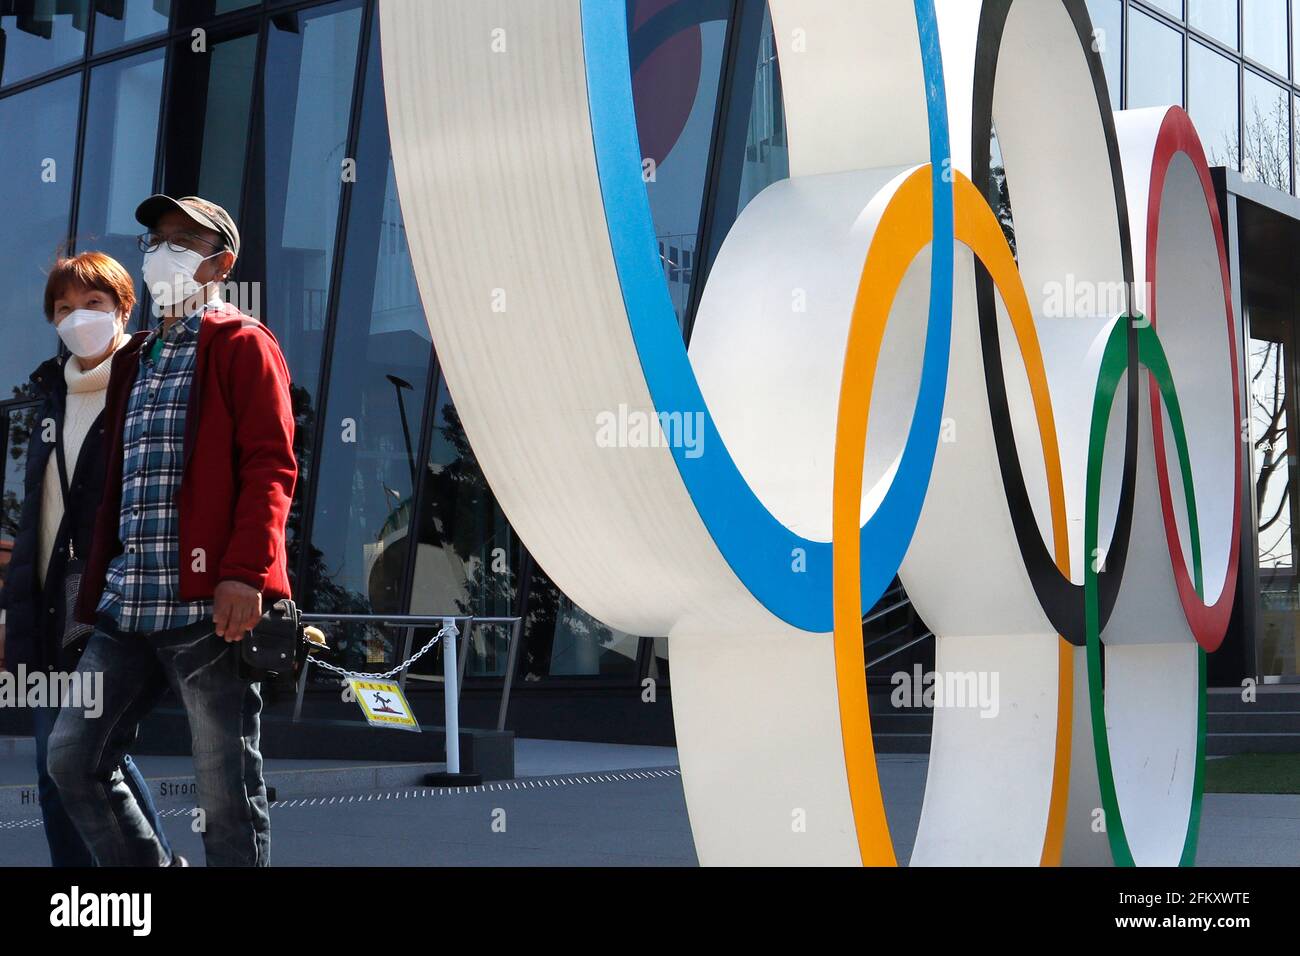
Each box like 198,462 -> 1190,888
293,613 -> 507,786
445,618 -> 460,774
423,617 -> 481,786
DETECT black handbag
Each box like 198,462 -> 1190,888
240,598 -> 303,680
52,414 -> 93,650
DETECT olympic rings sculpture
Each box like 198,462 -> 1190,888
378,0 -> 1241,866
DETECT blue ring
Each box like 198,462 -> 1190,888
580,0 -> 954,632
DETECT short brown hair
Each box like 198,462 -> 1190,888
44,251 -> 136,322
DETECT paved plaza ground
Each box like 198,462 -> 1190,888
0,741 -> 1295,866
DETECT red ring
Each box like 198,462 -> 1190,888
1145,107 -> 1241,653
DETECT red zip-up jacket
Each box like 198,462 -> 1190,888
75,304 -> 297,625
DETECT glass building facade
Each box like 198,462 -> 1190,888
1085,0 -> 1300,683
0,1 -> 1296,748
1087,0 -> 1300,190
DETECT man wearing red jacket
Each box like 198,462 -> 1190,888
47,195 -> 296,867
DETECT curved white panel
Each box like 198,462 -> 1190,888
379,0 -> 861,866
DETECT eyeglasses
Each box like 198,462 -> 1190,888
137,231 -> 224,256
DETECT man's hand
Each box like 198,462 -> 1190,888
213,581 -> 262,642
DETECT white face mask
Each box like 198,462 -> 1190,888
142,245 -> 221,310
56,309 -> 120,359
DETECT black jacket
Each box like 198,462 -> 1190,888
0,355 -> 109,671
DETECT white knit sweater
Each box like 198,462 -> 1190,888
36,336 -> 127,588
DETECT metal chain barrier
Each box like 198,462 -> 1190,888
306,621 -> 458,682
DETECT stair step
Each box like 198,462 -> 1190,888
1207,732 -> 1300,756
1206,689 -> 1300,712
871,733 -> 932,754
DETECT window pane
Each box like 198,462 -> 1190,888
735,3 -> 789,214
1244,0 -> 1288,75
260,0 -> 363,385
1145,0 -> 1184,19
176,0 -> 257,24
1190,0 -> 1240,48
627,0 -> 731,330
407,376 -> 521,626
520,565 -> 642,680
0,76 -> 80,394
1294,95 -> 1300,195
1086,0 -> 1123,110
1244,70 -> 1290,190
94,0 -> 171,53
251,0 -> 364,584
303,159 -> 432,664
1295,0 -> 1300,80
0,0 -> 89,86
303,20 -> 432,647
1249,318 -> 1300,678
161,31 -> 258,217
1127,8 -> 1183,108
1189,40 -> 1240,168
0,404 -> 42,598
74,49 -> 165,282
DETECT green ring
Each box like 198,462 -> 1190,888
1083,316 -> 1208,867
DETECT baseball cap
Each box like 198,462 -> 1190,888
135,194 -> 241,258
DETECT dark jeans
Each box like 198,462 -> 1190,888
32,704 -> 171,867
46,619 -> 269,867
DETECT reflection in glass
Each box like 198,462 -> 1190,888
0,76 -> 80,397
648,636 -> 670,683
1295,0 -> 1300,82
627,0 -> 731,330
1145,0 -> 1183,19
520,565 -> 641,680
260,0 -> 362,386
1244,0 -> 1287,76
1250,317 -> 1300,678
175,0 -> 258,24
304,20 -> 432,670
304,157 -> 432,669
252,0 -> 364,586
1190,0 -> 1240,48
1244,71 -> 1290,191
1189,40 -> 1240,169
1085,0 -> 1123,110
1294,95 -> 1300,197
408,378 -> 518,622
94,0 -> 171,53
305,152 -> 431,629
0,0 -> 89,86
405,377 -> 522,679
735,4 -> 788,216
1127,8 -> 1183,108
162,32 -> 258,217
0,404 -> 41,599
74,50 -> 165,279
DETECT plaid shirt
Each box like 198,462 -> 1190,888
98,304 -> 217,633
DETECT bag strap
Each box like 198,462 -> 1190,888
53,407 -> 77,562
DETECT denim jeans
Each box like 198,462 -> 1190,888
32,704 -> 172,867
46,619 -> 269,867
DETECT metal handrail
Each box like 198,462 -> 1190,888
866,631 -> 934,671
864,621 -> 915,654
862,595 -> 912,626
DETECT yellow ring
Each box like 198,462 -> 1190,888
831,167 -> 1073,866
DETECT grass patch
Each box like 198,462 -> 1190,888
1204,754 -> 1300,794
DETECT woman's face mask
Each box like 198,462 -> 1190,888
56,308 -> 120,359
142,244 -> 221,309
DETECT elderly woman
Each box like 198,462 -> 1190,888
0,252 -> 173,867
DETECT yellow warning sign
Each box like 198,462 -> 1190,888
349,680 -> 421,733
